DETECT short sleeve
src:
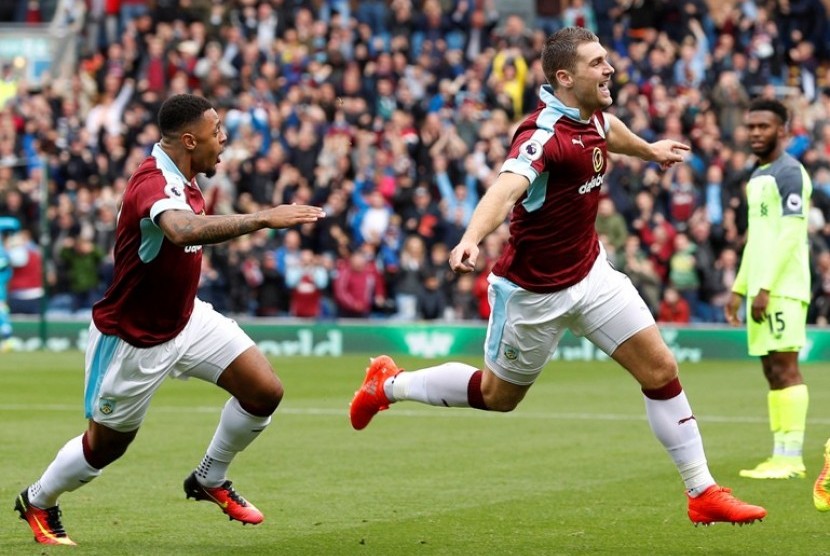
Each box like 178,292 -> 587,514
776,164 -> 807,217
500,128 -> 555,184
148,170 -> 194,225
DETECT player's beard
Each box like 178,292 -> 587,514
204,167 -> 217,178
751,142 -> 776,160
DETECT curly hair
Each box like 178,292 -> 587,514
158,94 -> 214,137
748,97 -> 789,125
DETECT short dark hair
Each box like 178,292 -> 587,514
158,94 -> 214,136
541,27 -> 599,88
748,97 -> 788,125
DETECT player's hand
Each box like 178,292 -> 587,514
264,204 -> 326,228
750,289 -> 770,324
449,239 -> 479,274
651,140 -> 690,170
724,292 -> 743,326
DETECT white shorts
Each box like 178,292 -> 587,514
484,248 -> 654,385
84,298 -> 255,432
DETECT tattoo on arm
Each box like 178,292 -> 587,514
163,211 -> 262,245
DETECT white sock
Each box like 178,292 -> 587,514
644,391 -> 715,496
197,398 -> 271,487
386,362 -> 478,406
29,435 -> 101,508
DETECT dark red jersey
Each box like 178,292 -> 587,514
492,85 -> 609,292
93,144 -> 205,347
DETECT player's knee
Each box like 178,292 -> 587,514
767,361 -> 802,389
240,380 -> 283,417
650,352 -> 679,387
84,429 -> 135,469
481,391 -> 522,412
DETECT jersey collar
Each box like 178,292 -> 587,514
151,143 -> 192,185
539,84 -> 590,123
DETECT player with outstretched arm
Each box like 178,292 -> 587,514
350,27 -> 766,526
14,94 -> 325,545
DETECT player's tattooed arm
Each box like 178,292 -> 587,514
158,205 -> 325,246
158,209 -> 267,246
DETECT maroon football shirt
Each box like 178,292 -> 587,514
492,85 -> 609,293
93,144 -> 205,347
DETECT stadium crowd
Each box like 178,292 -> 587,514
1,0 -> 830,324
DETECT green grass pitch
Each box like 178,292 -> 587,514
1,352 -> 829,555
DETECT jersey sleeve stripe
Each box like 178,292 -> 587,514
500,159 -> 536,183
150,198 -> 194,224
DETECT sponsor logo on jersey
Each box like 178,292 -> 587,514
572,136 -> 585,148
578,174 -> 604,195
592,147 -> 604,173
184,245 -> 203,253
519,139 -> 544,162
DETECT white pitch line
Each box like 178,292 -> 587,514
3,403 -> 830,425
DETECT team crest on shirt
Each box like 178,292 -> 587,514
520,139 -> 544,162
503,344 -> 519,360
99,398 -> 116,415
592,147 -> 604,173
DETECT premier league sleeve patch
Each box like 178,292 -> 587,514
519,139 -> 544,162
164,181 -> 187,202
784,192 -> 803,215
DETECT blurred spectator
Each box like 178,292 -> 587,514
274,229 -> 302,277
673,19 -> 708,91
618,234 -> 662,315
58,234 -> 105,314
198,253 -> 228,313
428,241 -> 457,304
708,246 -> 740,323
595,197 -> 628,253
658,286 -> 692,324
448,272 -> 479,320
666,163 -> 700,231
811,251 -> 830,325
462,2 -> 499,61
668,232 -> 700,317
0,63 -> 19,109
402,185 -> 443,248
0,216 -> 18,345
489,47 -> 529,117
391,234 -> 428,320
352,184 -> 392,247
417,270 -> 448,320
255,250 -> 287,317
563,0 -> 597,34
703,165 -> 726,227
333,250 -> 386,319
6,230 -> 44,315
286,249 -> 330,318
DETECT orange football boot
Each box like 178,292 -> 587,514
184,472 -> 264,525
14,488 -> 77,546
687,485 -> 767,526
349,355 -> 402,430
